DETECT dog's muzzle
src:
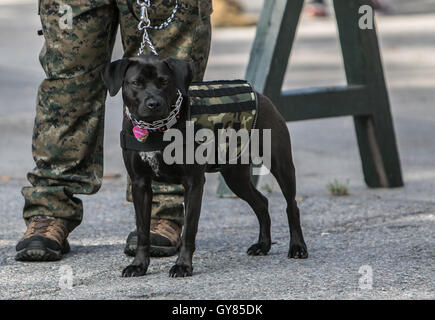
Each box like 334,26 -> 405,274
125,89 -> 183,132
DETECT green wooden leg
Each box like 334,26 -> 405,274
246,0 -> 304,101
216,0 -> 403,196
334,0 -> 403,187
216,0 -> 304,197
216,167 -> 260,198
216,174 -> 233,198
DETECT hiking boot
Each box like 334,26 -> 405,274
15,216 -> 70,261
124,219 -> 181,257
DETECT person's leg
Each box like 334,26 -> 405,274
17,0 -> 119,261
117,0 -> 212,257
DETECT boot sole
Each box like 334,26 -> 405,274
15,240 -> 70,262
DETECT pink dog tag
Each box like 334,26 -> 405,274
133,126 -> 149,142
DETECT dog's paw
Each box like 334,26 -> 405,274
288,243 -> 308,259
247,242 -> 270,256
169,264 -> 193,278
122,264 -> 148,277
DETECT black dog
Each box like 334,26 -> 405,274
102,55 -> 308,277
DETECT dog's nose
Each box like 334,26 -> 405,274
146,99 -> 161,110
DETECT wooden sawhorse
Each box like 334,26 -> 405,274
217,0 -> 403,196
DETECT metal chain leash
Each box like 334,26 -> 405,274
136,0 -> 179,56
127,0 -> 183,133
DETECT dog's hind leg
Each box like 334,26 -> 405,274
270,144 -> 308,259
220,166 -> 271,256
249,92 -> 307,258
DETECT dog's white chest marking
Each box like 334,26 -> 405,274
139,151 -> 161,176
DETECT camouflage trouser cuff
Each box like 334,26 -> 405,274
22,186 -> 83,232
126,179 -> 185,226
150,194 -> 184,226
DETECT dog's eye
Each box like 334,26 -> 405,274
131,80 -> 142,87
158,77 -> 168,86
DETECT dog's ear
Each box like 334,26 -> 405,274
164,58 -> 194,96
101,58 -> 131,97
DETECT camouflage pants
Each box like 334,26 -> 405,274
22,0 -> 212,231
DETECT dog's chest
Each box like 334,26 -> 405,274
137,151 -> 184,184
139,151 -> 161,176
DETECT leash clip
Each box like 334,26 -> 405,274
138,1 -> 151,29
133,0 -> 179,56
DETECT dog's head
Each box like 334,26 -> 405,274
101,55 -> 193,121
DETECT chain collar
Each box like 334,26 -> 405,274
125,89 -> 183,132
136,0 -> 179,56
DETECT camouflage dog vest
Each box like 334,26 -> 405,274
189,80 -> 257,133
120,80 -> 258,160
188,80 -> 258,162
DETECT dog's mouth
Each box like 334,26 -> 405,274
127,100 -> 170,121
125,90 -> 183,132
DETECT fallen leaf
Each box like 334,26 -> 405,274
103,173 -> 121,179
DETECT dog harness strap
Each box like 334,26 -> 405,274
188,86 -> 253,99
120,130 -> 171,152
190,100 -> 256,115
190,79 -> 249,86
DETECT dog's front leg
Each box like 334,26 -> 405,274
122,177 -> 152,277
169,174 -> 205,277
